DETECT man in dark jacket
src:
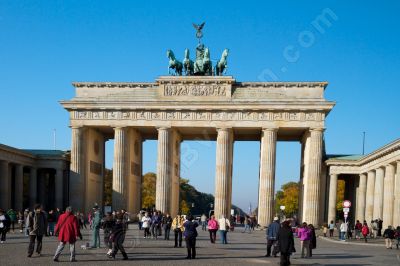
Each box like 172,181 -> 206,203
183,215 -> 199,259
266,217 -> 280,257
109,213 -> 128,260
162,213 -> 173,240
277,220 -> 295,266
27,204 -> 48,257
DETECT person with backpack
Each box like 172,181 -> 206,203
183,215 -> 199,259
361,221 -> 370,243
53,206 -> 82,262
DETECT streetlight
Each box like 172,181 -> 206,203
280,206 -> 286,221
209,203 -> 214,218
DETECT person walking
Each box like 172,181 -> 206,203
200,214 -> 207,231
354,220 -> 362,240
383,225 -> 395,249
328,220 -> 335,237
322,223 -> 328,237
183,215 -> 198,260
172,214 -> 184,247
377,218 -> 383,237
242,216 -> 251,233
150,211 -> 161,239
371,219 -> 378,238
0,209 -> 11,243
218,214 -> 230,244
308,224 -> 316,257
27,204 -> 47,257
18,211 -> 24,233
90,205 -> 101,248
47,210 -> 56,236
277,220 -> 295,266
137,211 -> 143,230
339,220 -> 347,241
265,217 -> 280,257
361,221 -> 370,243
162,213 -> 172,240
102,212 -> 115,256
141,212 -> 151,238
53,206 -> 82,262
109,213 -> 128,260
394,226 -> 400,249
207,215 -> 219,243
7,209 -> 17,233
298,222 -> 311,258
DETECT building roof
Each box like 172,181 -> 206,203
22,149 -> 68,158
325,154 -> 364,161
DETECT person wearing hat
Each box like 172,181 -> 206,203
265,217 -> 280,257
90,204 -> 101,248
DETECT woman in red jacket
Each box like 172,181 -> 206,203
361,221 -> 370,243
53,206 -> 82,262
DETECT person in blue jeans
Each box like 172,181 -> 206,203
218,215 -> 230,244
90,205 -> 101,248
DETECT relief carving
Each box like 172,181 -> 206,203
164,84 -> 227,96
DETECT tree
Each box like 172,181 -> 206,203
103,169 -> 113,205
142,172 -> 156,209
275,181 -> 299,217
180,200 -> 190,214
336,179 -> 345,212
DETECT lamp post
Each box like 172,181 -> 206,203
209,203 -> 214,218
280,205 -> 286,221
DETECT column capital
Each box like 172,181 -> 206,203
70,126 -> 83,129
156,126 -> 171,131
309,127 -> 325,132
216,127 -> 232,132
359,173 -> 367,177
114,126 -> 127,130
261,127 -> 278,132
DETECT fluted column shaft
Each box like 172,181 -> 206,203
55,168 -> 64,209
29,167 -> 37,208
365,170 -> 375,222
327,174 -> 338,223
214,128 -> 233,219
70,126 -> 85,211
356,173 -> 367,222
304,128 -> 324,225
15,164 -> 24,211
257,128 -> 277,227
0,160 -> 10,209
393,162 -> 400,227
382,164 -> 395,229
113,127 -> 128,210
156,127 -> 171,213
373,167 -> 384,219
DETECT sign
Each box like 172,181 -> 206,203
343,207 -> 350,212
342,200 -> 352,208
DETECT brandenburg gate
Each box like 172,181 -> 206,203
60,76 -> 335,226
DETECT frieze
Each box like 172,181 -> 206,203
73,110 -> 325,122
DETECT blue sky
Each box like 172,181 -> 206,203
1,1 -> 399,211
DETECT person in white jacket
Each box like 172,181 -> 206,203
339,221 -> 348,241
218,214 -> 231,244
141,212 -> 151,238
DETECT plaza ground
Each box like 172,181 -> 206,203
0,224 -> 399,265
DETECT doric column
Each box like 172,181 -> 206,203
156,127 -> 172,213
327,174 -> 338,224
0,160 -> 10,209
127,129 -> 143,215
373,167 -> 384,220
170,130 -> 181,217
393,161 -> 400,227
55,168 -> 64,209
214,127 -> 234,219
29,167 -> 37,208
113,127 -> 128,210
356,173 -> 367,222
70,126 -> 85,212
15,164 -> 24,211
37,170 -> 46,207
365,170 -> 375,222
304,128 -> 324,225
257,128 -> 277,227
382,164 -> 395,229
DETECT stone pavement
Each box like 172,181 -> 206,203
0,224 -> 399,265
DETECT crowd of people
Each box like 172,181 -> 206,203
2,205 -> 400,264
321,218 -> 400,249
